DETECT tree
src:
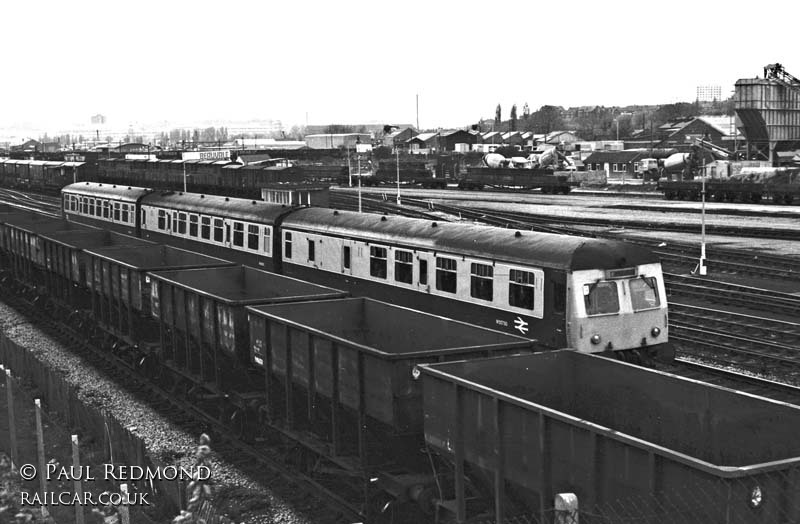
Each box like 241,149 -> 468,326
530,105 -> 564,134
495,104 -> 502,126
510,104 -> 518,131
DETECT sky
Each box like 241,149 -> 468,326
1,0 -> 798,132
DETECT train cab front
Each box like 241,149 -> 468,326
567,263 -> 672,363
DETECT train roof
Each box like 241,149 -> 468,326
141,191 -> 295,223
62,182 -> 153,203
282,208 -> 659,271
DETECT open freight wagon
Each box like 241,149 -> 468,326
245,297 -> 535,520
0,214 -> 96,289
80,244 -> 235,355
37,229 -> 155,310
421,350 -> 800,523
147,265 -> 347,422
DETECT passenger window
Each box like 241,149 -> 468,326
88,198 -> 95,216
213,219 -> 224,243
342,246 -> 351,269
284,232 -> 292,259
419,258 -> 428,285
435,257 -> 457,293
157,209 -> 166,230
630,277 -> 660,311
470,263 -> 493,301
177,212 -> 187,235
232,222 -> 244,247
102,201 -> 110,219
189,215 -> 199,237
115,203 -> 121,221
263,226 -> 271,254
201,217 -> 211,240
248,225 -> 259,250
583,281 -> 619,315
121,204 -> 129,223
394,250 -> 413,284
509,269 -> 535,310
369,246 -> 387,279
307,239 -> 315,262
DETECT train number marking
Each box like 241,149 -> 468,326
514,317 -> 529,335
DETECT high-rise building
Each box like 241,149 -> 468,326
91,114 -> 107,125
696,86 -> 722,102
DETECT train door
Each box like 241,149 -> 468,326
222,219 -> 232,249
341,239 -> 353,276
548,273 -> 569,347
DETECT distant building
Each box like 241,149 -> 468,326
439,130 -> 476,152
696,85 -> 722,102
304,133 -> 370,149
583,150 -> 646,174
383,127 -> 418,148
406,132 -> 439,154
91,114 -> 107,125
541,131 -> 580,146
656,116 -> 742,150
232,138 -> 306,150
11,139 -> 60,153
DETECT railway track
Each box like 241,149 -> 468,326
662,358 -> 800,404
0,187 -> 62,216
666,274 -> 800,317
0,281 -> 365,523
331,192 -> 800,282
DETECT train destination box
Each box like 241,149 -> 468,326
246,297 -> 536,435
420,350 -> 800,522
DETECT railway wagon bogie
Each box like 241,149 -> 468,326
421,350 -> 800,522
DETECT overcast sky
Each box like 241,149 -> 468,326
2,0 -> 797,131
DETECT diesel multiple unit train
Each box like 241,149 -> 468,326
60,181 -> 671,361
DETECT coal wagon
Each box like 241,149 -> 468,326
421,350 -> 800,523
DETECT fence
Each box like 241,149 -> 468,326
0,332 -> 228,523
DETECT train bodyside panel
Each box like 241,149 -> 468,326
139,191 -> 294,272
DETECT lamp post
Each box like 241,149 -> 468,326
347,147 -> 352,187
357,153 -> 362,213
183,162 -> 187,193
699,157 -> 707,275
396,146 -> 401,205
